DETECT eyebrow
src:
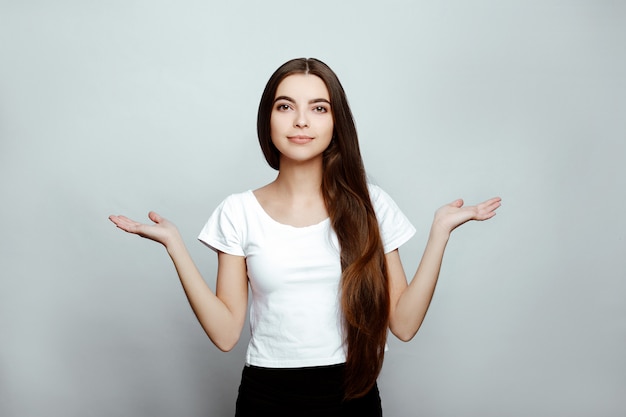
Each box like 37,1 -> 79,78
273,96 -> 331,105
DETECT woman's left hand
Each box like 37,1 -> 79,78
433,197 -> 501,234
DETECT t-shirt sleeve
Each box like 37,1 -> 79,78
197,194 -> 246,257
369,184 -> 416,253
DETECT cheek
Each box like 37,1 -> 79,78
270,110 -> 288,128
324,119 -> 334,136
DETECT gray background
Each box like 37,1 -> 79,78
1,1 -> 624,416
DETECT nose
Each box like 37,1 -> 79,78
294,111 -> 309,128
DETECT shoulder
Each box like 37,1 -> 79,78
367,183 -> 397,209
217,190 -> 255,210
206,190 -> 257,226
367,183 -> 385,200
367,183 -> 416,252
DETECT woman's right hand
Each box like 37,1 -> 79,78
109,211 -> 181,247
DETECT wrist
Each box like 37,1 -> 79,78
429,223 -> 451,243
164,233 -> 185,254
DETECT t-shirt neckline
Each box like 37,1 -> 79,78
247,190 -> 330,230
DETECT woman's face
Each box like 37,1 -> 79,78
270,74 -> 334,167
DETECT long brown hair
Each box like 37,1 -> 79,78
257,58 -> 389,399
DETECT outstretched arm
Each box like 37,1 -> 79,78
388,197 -> 501,342
109,212 -> 248,351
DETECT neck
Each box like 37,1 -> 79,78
273,157 -> 324,197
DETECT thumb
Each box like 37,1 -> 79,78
451,199 -> 464,208
148,211 -> 162,224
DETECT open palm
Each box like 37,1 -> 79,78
434,197 -> 501,233
108,211 -> 181,247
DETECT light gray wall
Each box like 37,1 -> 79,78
1,1 -> 624,416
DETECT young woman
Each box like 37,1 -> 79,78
109,57 -> 501,416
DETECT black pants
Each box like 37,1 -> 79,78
235,364 -> 383,417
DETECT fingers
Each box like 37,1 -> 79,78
108,214 -> 128,227
108,214 -> 143,234
482,197 -> 502,211
444,197 -> 501,221
109,211 -> 172,236
475,197 -> 502,220
482,196 -> 502,207
109,212 -> 163,227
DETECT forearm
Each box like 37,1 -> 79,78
165,240 -> 242,351
390,227 -> 450,341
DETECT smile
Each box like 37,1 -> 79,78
287,135 -> 314,144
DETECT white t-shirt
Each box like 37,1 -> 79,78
198,184 -> 415,368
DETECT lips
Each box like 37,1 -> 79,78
287,135 -> 314,144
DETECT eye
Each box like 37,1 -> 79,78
276,103 -> 291,111
313,105 -> 328,113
